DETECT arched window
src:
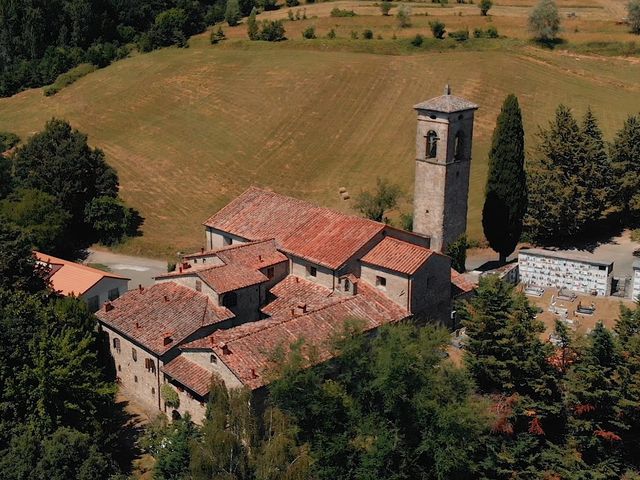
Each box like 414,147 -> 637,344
426,130 -> 438,159
222,292 -> 238,308
454,131 -> 464,160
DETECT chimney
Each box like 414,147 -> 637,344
163,334 -> 173,346
201,246 -> 205,254
295,277 -> 299,283
258,254 -> 263,262
164,295 -> 169,302
291,308 -> 295,317
104,302 -> 114,312
250,368 -> 258,379
444,83 -> 451,95
135,322 -> 140,329
138,284 -> 143,292
221,343 -> 231,355
179,266 -> 183,273
297,303 -> 307,314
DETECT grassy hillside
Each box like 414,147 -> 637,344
1,1 -> 639,257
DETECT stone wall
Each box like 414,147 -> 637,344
360,263 -> 410,310
205,227 -> 249,250
410,254 -> 452,326
290,257 -> 335,290
83,277 -> 129,312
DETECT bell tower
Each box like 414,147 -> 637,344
412,85 -> 478,253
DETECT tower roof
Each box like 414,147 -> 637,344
414,86 -> 478,113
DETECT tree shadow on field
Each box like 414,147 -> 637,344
532,37 -> 566,50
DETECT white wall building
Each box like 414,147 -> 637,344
632,261 -> 640,301
518,249 -> 613,297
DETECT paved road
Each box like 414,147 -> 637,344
85,249 -> 167,288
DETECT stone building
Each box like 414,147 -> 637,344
96,89 -> 480,423
633,261 -> 640,301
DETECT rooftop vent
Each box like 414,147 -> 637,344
104,302 -> 114,312
138,284 -> 144,292
221,343 -> 232,355
250,368 -> 258,379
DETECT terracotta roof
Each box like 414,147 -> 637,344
184,239 -> 288,269
451,269 -> 476,295
182,280 -> 408,390
203,187 -> 385,270
34,251 -> 129,296
198,264 -> 267,294
96,282 -> 234,355
360,237 -> 435,275
414,94 -> 479,113
161,356 -> 213,397
261,275 -> 341,317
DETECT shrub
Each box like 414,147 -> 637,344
429,20 -> 446,38
288,9 -> 294,20
167,262 -> 176,273
350,30 -> 359,39
528,0 -> 561,41
380,1 -> 393,15
411,34 -> 424,46
161,384 -> 180,409
479,0 -> 492,15
363,29 -> 374,39
327,28 -> 337,39
331,7 -> 357,17
44,63 -> 97,97
629,0 -> 640,34
0,132 -> 19,152
396,5 -> 412,27
286,0 -> 300,5
248,7 -> 259,40
302,26 -> 317,38
486,25 -> 499,37
260,20 -> 286,41
449,28 -> 469,41
210,26 -> 226,44
225,0 -> 241,26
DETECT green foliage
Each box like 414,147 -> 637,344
0,131 -> 20,152
362,29 -> 374,40
260,20 -> 287,41
302,26 -> 317,39
155,415 -> 197,480
629,0 -> 640,34
0,222 -> 46,293
286,0 -> 300,6
396,5 -> 412,28
330,8 -> 357,17
210,26 -> 226,44
354,177 -> 402,222
446,234 -> 468,273
161,384 -> 180,409
148,8 -> 191,49
528,0 -> 561,41
326,28 -> 337,39
44,63 -> 97,97
611,114 -> 640,221
380,1 -> 393,15
269,323 -> 491,479
430,20 -> 447,38
474,25 -> 500,38
400,212 -> 413,230
411,33 -> 425,46
226,0 -> 242,26
0,189 -> 71,255
84,196 -> 142,246
482,94 -> 527,262
449,28 -> 469,41
247,7 -> 260,40
479,0 -> 493,15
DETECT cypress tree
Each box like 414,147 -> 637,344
247,7 -> 259,40
482,94 -> 527,263
611,114 -> 640,221
225,0 -> 241,27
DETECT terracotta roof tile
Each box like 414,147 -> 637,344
184,239 -> 288,269
203,187 -> 384,270
183,280 -> 408,390
360,237 -> 435,275
161,356 -> 213,397
198,264 -> 267,294
414,94 -> 479,113
261,275 -> 340,317
35,251 -> 129,296
451,269 -> 476,295
96,282 -> 234,355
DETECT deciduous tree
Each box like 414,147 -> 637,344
528,0 -> 561,41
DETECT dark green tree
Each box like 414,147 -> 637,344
528,0 -> 561,41
611,114 -> 640,221
247,7 -> 259,40
0,222 -> 46,293
482,94 -> 527,263
579,107 -> 612,221
225,0 -> 241,26
479,0 -> 493,15
0,131 -> 20,152
354,177 -> 402,223
446,234 -> 468,273
84,195 -> 142,245
155,414 -> 197,480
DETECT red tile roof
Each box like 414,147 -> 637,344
360,237 -> 435,275
261,275 -> 341,317
184,240 -> 288,269
198,264 -> 267,294
451,269 -> 476,296
161,356 -> 213,397
34,251 -> 129,296
96,282 -> 234,355
182,280 -> 408,390
203,187 -> 385,270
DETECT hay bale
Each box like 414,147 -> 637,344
339,187 -> 347,194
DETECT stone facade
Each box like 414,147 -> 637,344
412,94 -> 477,253
633,261 -> 640,301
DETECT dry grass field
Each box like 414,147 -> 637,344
0,0 -> 639,258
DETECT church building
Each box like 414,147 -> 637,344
96,87 -> 478,423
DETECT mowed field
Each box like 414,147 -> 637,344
1,0 -> 639,258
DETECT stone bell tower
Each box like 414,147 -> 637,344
413,85 -> 478,253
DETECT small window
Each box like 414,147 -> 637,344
426,130 -> 438,159
117,364 -> 121,372
112,337 -> 121,353
87,296 -> 99,313
151,387 -> 155,396
454,131 -> 464,160
210,354 -> 217,364
222,291 -> 238,308
223,236 -> 233,246
193,258 -> 198,263
145,358 -> 155,373
134,375 -> 138,383
132,348 -> 137,362
307,266 -> 317,278
376,276 -> 387,289
195,280 -> 202,292
108,288 -> 120,301
344,279 -> 351,292
266,267 -> 275,279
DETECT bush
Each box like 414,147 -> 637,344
302,26 -> 317,39
225,0 -> 241,26
396,5 -> 412,27
286,0 -> 300,6
411,34 -> 424,46
629,0 -> 640,34
479,0 -> 492,15
473,25 -> 499,37
161,384 -> 180,409
331,7 -> 357,17
362,29 -> 374,39
210,26 -> 226,44
327,28 -> 337,39
0,131 -> 20,152
429,20 -> 446,38
449,28 -> 469,41
260,20 -> 286,41
380,1 -> 393,15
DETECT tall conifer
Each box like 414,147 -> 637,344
482,94 -> 527,263
611,114 -> 640,220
